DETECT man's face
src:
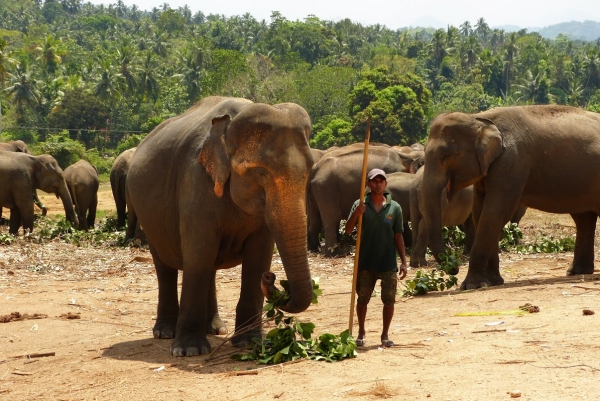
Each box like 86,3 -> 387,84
368,176 -> 387,195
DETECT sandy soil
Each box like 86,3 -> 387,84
1,189 -> 599,400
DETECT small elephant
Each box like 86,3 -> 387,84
64,159 -> 99,230
110,147 -> 136,229
423,105 -> 600,290
307,143 -> 422,256
0,151 -> 78,234
126,96 -> 314,356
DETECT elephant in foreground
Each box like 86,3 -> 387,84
126,96 -> 314,356
64,159 -> 99,230
307,143 -> 422,255
0,151 -> 78,234
110,147 -> 136,228
423,105 -> 600,290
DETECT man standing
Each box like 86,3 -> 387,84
345,168 -> 408,348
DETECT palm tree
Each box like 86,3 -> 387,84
503,32 -> 519,96
5,60 -> 40,123
173,48 -> 203,105
461,36 -> 481,69
429,29 -> 447,68
582,49 -> 600,92
151,31 -> 169,58
36,34 -> 65,76
514,70 -> 545,103
137,51 -> 161,104
114,39 -> 138,95
0,38 -> 17,89
93,59 -> 121,104
474,18 -> 490,41
460,21 -> 472,37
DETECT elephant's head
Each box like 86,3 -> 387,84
34,155 -> 79,228
423,112 -> 503,261
199,102 -> 314,313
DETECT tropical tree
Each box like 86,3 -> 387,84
36,34 -> 66,76
5,60 -> 40,124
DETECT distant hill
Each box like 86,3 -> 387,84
498,20 -> 600,41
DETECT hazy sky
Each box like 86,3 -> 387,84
87,0 -> 600,30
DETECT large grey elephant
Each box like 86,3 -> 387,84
110,147 -> 136,229
0,151 -> 78,234
126,96 -> 314,356
64,159 -> 99,230
423,105 -> 600,290
307,143 -> 421,255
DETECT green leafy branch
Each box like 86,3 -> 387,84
402,248 -> 461,296
231,279 -> 357,364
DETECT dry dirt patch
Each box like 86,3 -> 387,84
1,197 -> 600,400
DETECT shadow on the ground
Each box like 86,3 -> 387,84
102,336 -> 261,374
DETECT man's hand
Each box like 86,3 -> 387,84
353,202 -> 366,217
398,262 -> 408,280
344,202 -> 366,235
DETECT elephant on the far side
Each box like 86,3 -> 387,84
110,147 -> 136,228
0,151 -> 78,234
410,165 -> 527,268
64,159 -> 99,230
307,143 -> 422,255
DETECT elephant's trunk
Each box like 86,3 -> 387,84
58,182 -> 79,228
265,195 -> 312,314
422,167 -> 447,263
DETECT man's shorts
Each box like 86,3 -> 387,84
356,270 -> 398,306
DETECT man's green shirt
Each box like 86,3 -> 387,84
348,192 -> 404,272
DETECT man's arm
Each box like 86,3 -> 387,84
394,232 -> 408,280
344,201 -> 365,235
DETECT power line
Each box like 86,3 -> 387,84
3,126 -> 144,134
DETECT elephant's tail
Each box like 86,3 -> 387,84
68,181 -> 81,226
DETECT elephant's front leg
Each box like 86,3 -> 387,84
232,225 -> 274,348
171,239 -> 220,357
150,244 -> 179,340
568,212 -> 597,275
462,192 -> 501,289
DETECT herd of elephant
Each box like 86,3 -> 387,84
2,97 -> 600,358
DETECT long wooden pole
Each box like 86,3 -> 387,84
348,116 -> 371,335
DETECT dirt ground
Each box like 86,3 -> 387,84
1,186 -> 599,401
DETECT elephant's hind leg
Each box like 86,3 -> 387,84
207,270 -> 227,335
568,212 -> 596,275
151,245 -> 179,340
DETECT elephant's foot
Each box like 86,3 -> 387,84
171,333 -> 211,357
409,257 -> 428,268
486,274 -> 504,286
231,327 -> 262,349
207,315 -> 227,335
459,274 -> 490,290
323,243 -> 348,258
567,263 -> 595,275
153,319 -> 177,339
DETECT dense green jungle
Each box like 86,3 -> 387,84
1,0 -> 600,175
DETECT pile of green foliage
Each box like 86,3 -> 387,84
232,279 -> 358,364
402,249 -> 461,296
28,215 -> 132,247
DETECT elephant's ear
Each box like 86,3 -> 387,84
475,117 -> 503,177
198,114 -> 231,198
